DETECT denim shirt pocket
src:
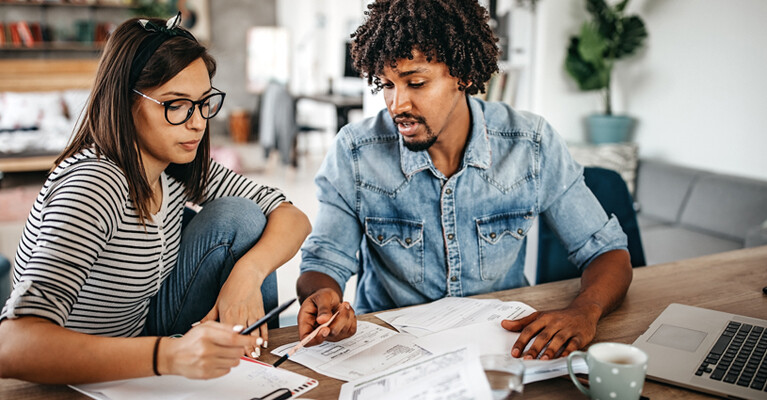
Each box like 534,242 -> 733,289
476,210 -> 535,280
365,217 -> 425,284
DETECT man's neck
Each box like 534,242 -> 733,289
427,97 -> 472,178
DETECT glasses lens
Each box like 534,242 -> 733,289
201,93 -> 225,119
165,99 -> 195,125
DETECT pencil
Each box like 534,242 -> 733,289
273,311 -> 340,368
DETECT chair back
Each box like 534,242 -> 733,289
536,166 -> 646,284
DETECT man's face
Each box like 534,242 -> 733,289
379,50 -> 466,152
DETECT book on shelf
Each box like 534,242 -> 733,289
0,23 -> 5,48
477,69 -> 521,108
16,21 -> 35,47
487,72 -> 506,103
501,67 -> 521,108
8,22 -> 22,47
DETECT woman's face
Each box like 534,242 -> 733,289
133,57 -> 212,180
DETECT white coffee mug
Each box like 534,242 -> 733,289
567,342 -> 648,400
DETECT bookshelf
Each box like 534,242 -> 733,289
481,0 -> 537,110
0,1 -> 136,56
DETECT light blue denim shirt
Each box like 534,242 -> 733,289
301,97 -> 627,314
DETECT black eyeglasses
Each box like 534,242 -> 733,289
133,88 -> 226,125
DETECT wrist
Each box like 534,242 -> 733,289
571,300 -> 604,322
155,336 -> 175,376
152,337 -> 163,376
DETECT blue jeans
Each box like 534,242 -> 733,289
142,197 -> 279,336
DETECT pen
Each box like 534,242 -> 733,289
272,310 -> 340,368
240,298 -> 297,336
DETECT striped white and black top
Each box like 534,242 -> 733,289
1,149 -> 287,337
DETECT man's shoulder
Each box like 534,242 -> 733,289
338,108 -> 399,148
471,98 -> 545,140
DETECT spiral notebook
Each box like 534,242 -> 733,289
71,357 -> 317,400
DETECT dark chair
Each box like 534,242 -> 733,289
536,166 -> 646,284
1,254 -> 10,303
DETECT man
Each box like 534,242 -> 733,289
296,0 -> 632,360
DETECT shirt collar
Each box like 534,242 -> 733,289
398,96 -> 491,179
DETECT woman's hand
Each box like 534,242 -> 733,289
159,321 -> 259,379
200,264 -> 267,358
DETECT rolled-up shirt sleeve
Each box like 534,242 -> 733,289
300,129 -> 362,293
537,118 -> 628,270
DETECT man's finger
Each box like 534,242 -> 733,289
314,295 -> 335,325
501,311 -> 540,332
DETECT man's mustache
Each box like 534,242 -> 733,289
393,113 -> 426,125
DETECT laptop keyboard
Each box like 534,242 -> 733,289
696,321 -> 767,392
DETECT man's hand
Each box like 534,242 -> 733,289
297,288 -> 357,347
501,303 -> 601,360
504,249 -> 632,360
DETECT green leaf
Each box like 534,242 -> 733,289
578,23 -> 608,64
614,16 -> 648,59
615,0 -> 630,13
565,37 -> 608,91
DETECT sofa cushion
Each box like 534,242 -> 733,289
635,160 -> 704,223
680,174 -> 767,241
569,142 -> 639,194
641,225 -> 741,266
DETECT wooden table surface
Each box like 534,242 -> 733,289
2,245 -> 766,399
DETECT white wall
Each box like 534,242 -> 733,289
532,0 -> 767,180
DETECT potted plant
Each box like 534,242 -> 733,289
565,0 -> 648,143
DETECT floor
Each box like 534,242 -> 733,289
0,130 -> 355,327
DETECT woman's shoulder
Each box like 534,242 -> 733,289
47,149 -> 130,198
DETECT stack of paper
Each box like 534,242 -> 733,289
272,297 -> 587,386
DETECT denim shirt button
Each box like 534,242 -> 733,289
377,234 -> 384,241
447,234 -> 454,240
445,188 -> 452,195
490,232 -> 497,239
517,228 -> 524,235
450,276 -> 458,282
405,237 -> 412,245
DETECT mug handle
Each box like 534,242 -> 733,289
567,351 -> 590,397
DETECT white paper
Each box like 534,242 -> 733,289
71,358 -> 317,400
376,297 -> 535,337
271,321 -> 430,381
412,321 -> 588,384
338,345 -> 493,400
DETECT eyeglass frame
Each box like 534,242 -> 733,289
132,87 -> 226,125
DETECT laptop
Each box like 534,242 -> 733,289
633,303 -> 767,400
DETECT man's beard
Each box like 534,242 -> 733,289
399,115 -> 437,152
404,132 -> 438,152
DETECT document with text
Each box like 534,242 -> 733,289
71,357 -> 317,400
338,345 -> 492,400
412,321 -> 588,383
376,297 -> 536,337
271,321 -> 430,381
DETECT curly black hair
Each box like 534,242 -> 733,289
350,0 -> 499,96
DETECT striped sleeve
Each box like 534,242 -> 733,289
202,160 -> 288,215
2,162 -> 122,326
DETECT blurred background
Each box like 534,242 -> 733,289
1,0 -> 766,324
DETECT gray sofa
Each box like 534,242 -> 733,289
635,159 -> 767,266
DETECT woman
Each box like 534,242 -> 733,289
0,14 -> 311,383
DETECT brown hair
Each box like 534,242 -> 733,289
350,0 -> 499,95
55,17 -> 217,224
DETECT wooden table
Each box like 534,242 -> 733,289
2,246 -> 766,399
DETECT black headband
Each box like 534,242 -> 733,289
129,12 -> 197,88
